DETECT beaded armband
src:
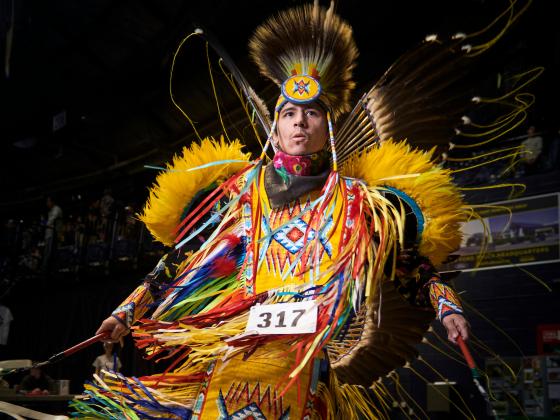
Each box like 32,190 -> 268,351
428,280 -> 464,321
111,284 -> 152,328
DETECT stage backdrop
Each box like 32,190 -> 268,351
441,193 -> 560,272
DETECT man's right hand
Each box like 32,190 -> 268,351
96,316 -> 129,342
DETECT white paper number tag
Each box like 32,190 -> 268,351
246,301 -> 317,335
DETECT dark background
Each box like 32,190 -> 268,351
0,0 -> 557,212
0,0 -> 559,418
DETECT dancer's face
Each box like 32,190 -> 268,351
273,102 -> 329,155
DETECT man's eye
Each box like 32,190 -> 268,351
306,110 -> 318,116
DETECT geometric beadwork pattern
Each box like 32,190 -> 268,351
273,217 -> 330,255
261,195 -> 334,275
217,385 -> 290,420
429,281 -> 464,320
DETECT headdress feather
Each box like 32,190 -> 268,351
248,2 -> 358,118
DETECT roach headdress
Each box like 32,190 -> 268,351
249,2 -> 358,120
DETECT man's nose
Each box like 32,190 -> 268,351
294,111 -> 307,127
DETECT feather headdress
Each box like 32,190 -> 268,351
248,1 -> 358,119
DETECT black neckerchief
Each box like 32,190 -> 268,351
264,163 -> 330,208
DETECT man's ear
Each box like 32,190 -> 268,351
271,130 -> 279,147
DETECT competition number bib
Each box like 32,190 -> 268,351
246,301 -> 317,335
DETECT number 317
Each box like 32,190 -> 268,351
257,309 -> 305,328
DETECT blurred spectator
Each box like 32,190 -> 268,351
45,197 -> 63,239
43,196 -> 63,270
100,188 -> 115,240
17,366 -> 53,394
519,125 -> 543,175
19,246 -> 42,273
0,220 -> 17,256
92,342 -> 122,379
543,128 -> 560,171
0,304 -> 13,346
20,219 -> 42,252
120,205 -> 139,239
60,216 -> 76,247
100,189 -> 115,221
85,200 -> 101,243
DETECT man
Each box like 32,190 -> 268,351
17,366 -> 53,395
43,196 -> 63,270
77,3 -> 473,418
519,125 -> 544,176
271,101 -> 470,345
92,342 -> 122,379
97,101 -> 469,345
87,109 -> 469,418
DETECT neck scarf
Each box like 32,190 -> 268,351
272,150 -> 330,182
265,150 -> 331,208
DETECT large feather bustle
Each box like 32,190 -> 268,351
328,281 -> 434,385
139,137 -> 251,246
365,39 -> 473,148
336,0 -> 537,159
248,2 -> 358,118
341,140 -> 466,266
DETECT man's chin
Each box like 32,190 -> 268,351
285,147 -> 311,156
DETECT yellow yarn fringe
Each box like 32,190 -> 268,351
341,140 -> 466,266
315,370 -> 390,419
139,137 -> 251,246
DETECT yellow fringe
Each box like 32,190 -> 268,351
139,137 -> 251,246
341,140 -> 466,266
316,370 -> 389,419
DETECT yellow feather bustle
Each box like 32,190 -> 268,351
341,140 -> 466,266
139,137 -> 251,246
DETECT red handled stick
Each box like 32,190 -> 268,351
36,331 -> 112,367
0,332 -> 111,375
457,336 -> 498,418
457,335 -> 477,371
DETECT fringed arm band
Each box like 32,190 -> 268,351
112,247 -> 187,327
393,247 -> 464,321
427,279 -> 464,321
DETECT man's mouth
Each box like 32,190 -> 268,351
292,133 -> 307,141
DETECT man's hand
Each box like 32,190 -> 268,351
96,316 -> 129,342
442,313 -> 470,344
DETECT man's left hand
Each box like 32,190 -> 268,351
442,313 -> 470,344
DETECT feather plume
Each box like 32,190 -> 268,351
342,140 -> 467,266
246,85 -> 272,130
364,39 -> 472,148
335,0 -> 537,162
201,27 -> 272,131
139,137 -> 251,246
248,2 -> 358,118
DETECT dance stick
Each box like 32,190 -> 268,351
34,331 -> 111,368
0,331 -> 110,375
457,335 -> 498,418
